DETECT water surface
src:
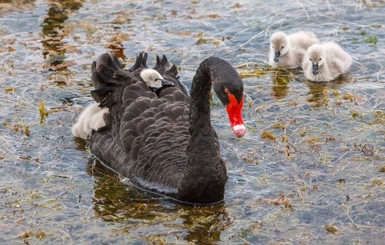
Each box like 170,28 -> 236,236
0,0 -> 384,243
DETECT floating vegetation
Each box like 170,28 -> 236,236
354,143 -> 375,156
342,92 -> 356,101
261,130 -> 277,140
281,134 -> 289,143
4,86 -> 14,93
364,34 -> 378,45
195,37 -> 209,45
272,121 -> 286,130
38,101 -> 49,123
342,26 -> 350,32
325,224 -> 338,234
370,110 -> 385,125
238,68 -> 269,78
273,194 -> 293,211
351,110 -> 361,119
2,121 -> 30,136
370,178 -> 383,187
17,229 -> 46,242
306,136 -> 320,144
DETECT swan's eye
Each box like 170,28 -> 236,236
281,46 -> 284,50
319,58 -> 322,61
309,58 -> 312,61
224,87 -> 230,94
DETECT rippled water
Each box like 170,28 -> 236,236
1,0 -> 384,244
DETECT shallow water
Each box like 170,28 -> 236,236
0,0 -> 384,244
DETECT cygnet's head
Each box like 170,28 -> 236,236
270,32 -> 290,62
307,44 -> 326,75
140,69 -> 164,88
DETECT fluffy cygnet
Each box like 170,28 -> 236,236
302,42 -> 352,82
269,31 -> 319,68
140,69 -> 174,94
72,103 -> 110,139
140,69 -> 164,89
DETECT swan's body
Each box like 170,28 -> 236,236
73,52 -> 245,204
71,103 -> 109,139
269,31 -> 319,68
302,42 -> 352,82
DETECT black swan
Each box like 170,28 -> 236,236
74,52 -> 245,204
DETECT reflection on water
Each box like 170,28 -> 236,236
305,74 -> 352,107
87,159 -> 231,244
270,68 -> 298,99
41,0 -> 84,66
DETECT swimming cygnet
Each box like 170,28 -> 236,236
302,42 -> 352,82
269,31 -> 319,68
72,103 -> 110,139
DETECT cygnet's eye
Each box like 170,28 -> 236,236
281,46 -> 284,50
319,58 -> 322,61
309,58 -> 312,61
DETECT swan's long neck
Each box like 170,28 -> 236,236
189,60 -> 212,135
187,58 -> 219,156
178,58 -> 226,203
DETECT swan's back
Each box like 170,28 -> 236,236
89,53 -> 192,193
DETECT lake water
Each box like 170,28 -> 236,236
0,0 -> 384,244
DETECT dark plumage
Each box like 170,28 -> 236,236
87,52 -> 245,204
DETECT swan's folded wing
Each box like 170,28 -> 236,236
126,99 -> 190,187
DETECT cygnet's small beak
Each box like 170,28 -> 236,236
160,79 -> 174,87
274,51 -> 280,63
312,63 -> 319,75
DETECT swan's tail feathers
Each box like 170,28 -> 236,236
128,52 -> 148,72
166,64 -> 189,96
166,64 -> 179,79
91,53 -> 122,90
153,54 -> 188,96
154,54 -> 179,79
154,55 -> 170,74
91,52 -> 129,106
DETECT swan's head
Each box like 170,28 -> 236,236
211,60 -> 246,138
140,69 -> 174,92
307,44 -> 326,75
270,32 -> 290,62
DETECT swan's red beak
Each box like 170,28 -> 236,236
225,94 -> 246,138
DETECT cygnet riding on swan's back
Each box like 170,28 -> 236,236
71,103 -> 109,139
269,31 -> 319,68
302,42 -> 352,82
72,52 -> 246,204
72,67 -> 174,140
139,69 -> 175,95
